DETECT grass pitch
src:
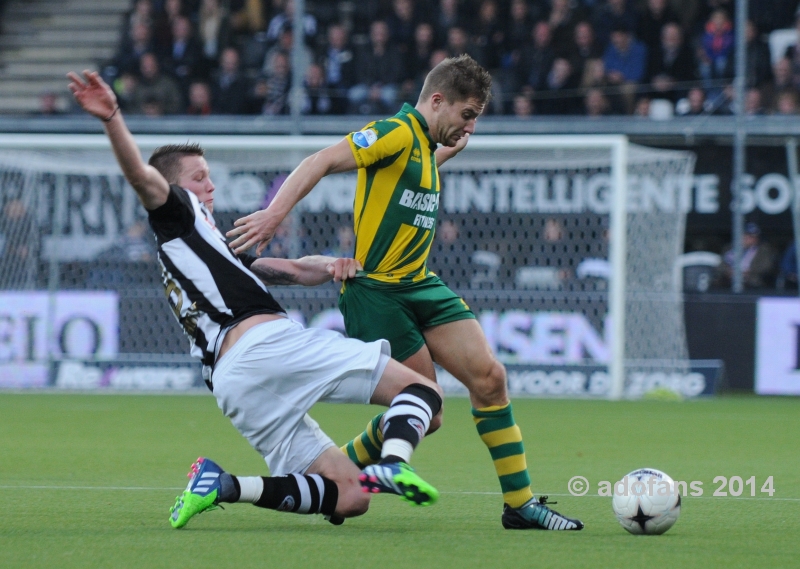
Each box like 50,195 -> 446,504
0,393 -> 797,569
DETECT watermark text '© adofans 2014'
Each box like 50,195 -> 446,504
567,475 -> 776,497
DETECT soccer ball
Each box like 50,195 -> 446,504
611,468 -> 681,535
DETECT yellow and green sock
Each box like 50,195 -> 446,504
340,412 -> 384,469
472,403 -> 534,509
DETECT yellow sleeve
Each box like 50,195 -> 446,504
346,118 -> 412,169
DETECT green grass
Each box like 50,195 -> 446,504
0,394 -> 797,569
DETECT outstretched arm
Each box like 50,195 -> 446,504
435,132 -> 470,167
67,70 -> 170,210
248,256 -> 362,286
227,138 -> 357,255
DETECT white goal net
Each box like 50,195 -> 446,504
0,134 -> 695,398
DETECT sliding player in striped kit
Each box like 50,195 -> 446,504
68,69 -> 442,529
228,55 -> 583,530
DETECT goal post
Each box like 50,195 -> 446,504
0,133 -> 694,398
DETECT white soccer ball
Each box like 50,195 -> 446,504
611,468 -> 681,535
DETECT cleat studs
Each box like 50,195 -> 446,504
361,487 -> 369,493
358,474 -> 366,482
369,475 -> 378,483
371,488 -> 380,493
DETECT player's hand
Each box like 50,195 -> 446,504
326,258 -> 362,282
227,209 -> 281,255
67,70 -> 118,120
451,132 -> 470,153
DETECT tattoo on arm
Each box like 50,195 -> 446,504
249,264 -> 298,285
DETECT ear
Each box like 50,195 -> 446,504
431,92 -> 444,110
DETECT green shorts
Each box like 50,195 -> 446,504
338,274 -> 475,362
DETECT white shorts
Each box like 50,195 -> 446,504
211,317 -> 390,476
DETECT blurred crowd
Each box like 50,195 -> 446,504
87,0 -> 800,117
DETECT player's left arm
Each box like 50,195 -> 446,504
249,256 -> 362,286
435,133 -> 470,167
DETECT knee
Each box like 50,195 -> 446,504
472,359 -> 508,405
427,408 -> 443,435
335,482 -> 370,518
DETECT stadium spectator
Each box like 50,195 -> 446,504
515,21 -> 556,93
717,222 -> 777,289
603,24 -> 647,112
676,86 -> 708,115
262,23 -> 312,82
112,72 -> 139,112
444,25 -> 482,63
568,21 -> 602,86
773,90 -> 799,115
253,50 -> 291,115
432,0 -> 466,48
351,0 -> 389,35
636,0 -> 680,54
697,8 -> 734,96
504,0 -> 537,69
131,52 -> 184,114
122,0 -> 155,42
584,87 -> 612,116
633,96 -> 651,117
403,23 -> 437,101
472,0 -> 505,70
152,0 -> 186,55
228,0 -> 266,42
539,57 -> 581,114
0,198 -> 39,289
97,220 -> 156,263
777,241 -> 798,289
197,0 -> 230,63
108,21 -> 155,80
265,0 -> 316,45
186,81 -> 213,115
592,0 -> 638,51
744,20 -> 772,89
36,91 -> 65,115
210,46 -> 250,114
387,0 -> 418,57
548,0 -> 586,57
348,20 -> 403,115
161,15 -> 208,92
322,224 -> 356,258
744,87 -> 766,116
319,24 -> 355,114
512,93 -> 534,117
302,63 -> 333,115
784,13 -> 800,86
646,22 -> 696,102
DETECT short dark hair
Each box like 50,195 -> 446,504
419,54 -> 492,106
148,143 -> 204,184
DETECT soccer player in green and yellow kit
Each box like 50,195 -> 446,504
228,55 -> 583,530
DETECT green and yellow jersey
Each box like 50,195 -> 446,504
346,103 -> 441,284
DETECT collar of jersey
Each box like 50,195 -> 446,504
398,103 -> 437,151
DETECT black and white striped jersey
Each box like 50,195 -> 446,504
148,185 -> 284,367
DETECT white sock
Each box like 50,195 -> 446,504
381,439 -> 414,463
236,476 -> 264,503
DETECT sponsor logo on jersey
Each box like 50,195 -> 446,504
410,147 -> 422,163
399,189 -> 439,212
352,128 -> 378,148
